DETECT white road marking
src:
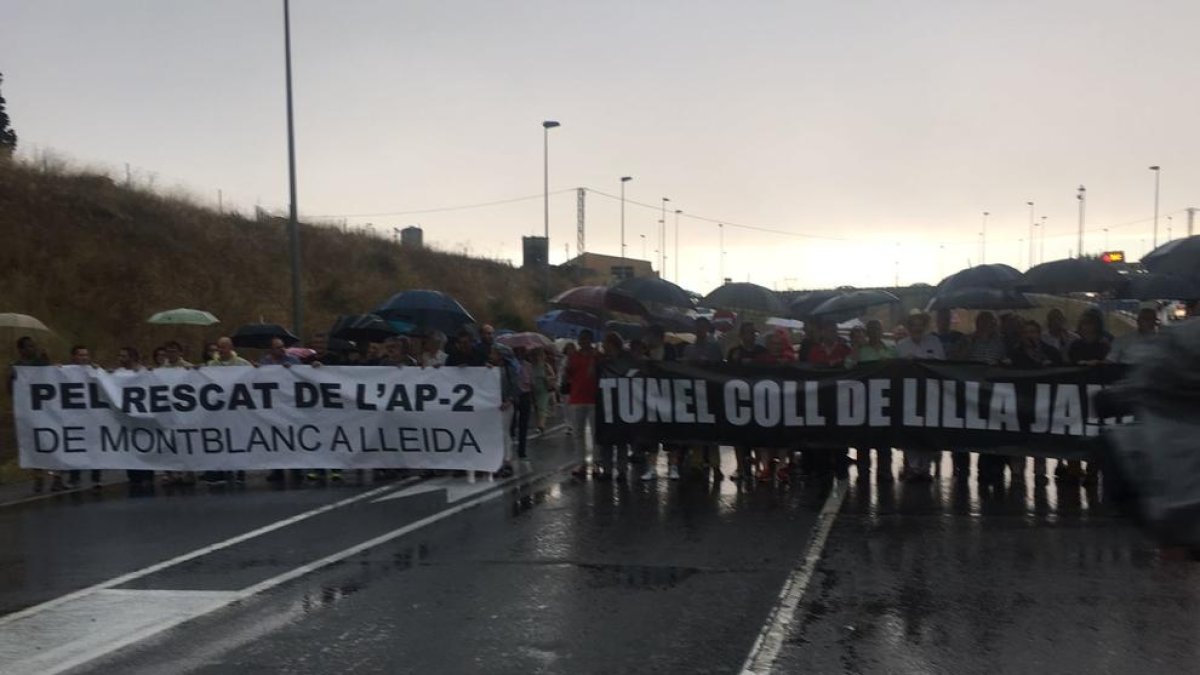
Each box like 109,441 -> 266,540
372,474 -> 502,504
0,461 -> 577,675
740,480 -> 849,675
0,589 -> 241,675
0,479 -> 412,628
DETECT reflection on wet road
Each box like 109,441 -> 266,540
0,439 -> 1194,674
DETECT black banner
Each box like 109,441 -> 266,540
595,361 -> 1127,459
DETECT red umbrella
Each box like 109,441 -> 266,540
496,332 -> 556,351
550,286 -> 647,316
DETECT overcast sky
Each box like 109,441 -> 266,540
3,0 -> 1197,293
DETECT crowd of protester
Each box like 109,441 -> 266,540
560,305 -> 1172,488
5,302 -> 1185,494
6,324 -> 560,493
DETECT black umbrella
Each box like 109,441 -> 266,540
935,263 -> 1024,294
926,287 -> 1036,311
1142,235 -> 1200,281
604,320 -> 645,342
373,290 -> 476,336
330,313 -> 398,344
702,282 -> 786,314
231,324 -> 300,349
810,290 -> 901,318
646,308 -> 698,332
788,290 -> 841,320
1021,258 -> 1125,294
1116,273 -> 1200,301
612,277 -> 695,309
550,286 -> 647,316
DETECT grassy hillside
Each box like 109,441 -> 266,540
0,156 -> 572,472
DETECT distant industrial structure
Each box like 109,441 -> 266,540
560,252 -> 656,283
400,225 -> 423,248
522,236 -> 549,268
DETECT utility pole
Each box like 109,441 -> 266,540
1187,207 -> 1196,237
673,209 -> 682,283
576,188 -> 585,256
718,223 -> 725,283
1076,185 -> 1086,257
1150,165 -> 1161,248
980,211 -> 990,263
283,0 -> 303,338
660,197 -> 670,275
1026,201 -> 1035,268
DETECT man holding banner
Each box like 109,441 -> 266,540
893,312 -> 944,482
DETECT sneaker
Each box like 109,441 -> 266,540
640,468 -> 657,481
330,470 -> 344,482
306,471 -> 322,481
668,466 -> 680,481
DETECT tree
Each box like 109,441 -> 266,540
0,72 -> 17,157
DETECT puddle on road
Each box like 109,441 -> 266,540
576,563 -> 701,590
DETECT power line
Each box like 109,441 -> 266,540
583,188 -> 853,242
310,189 -> 576,219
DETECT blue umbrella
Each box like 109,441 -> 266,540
535,309 -> 604,340
373,290 -> 475,336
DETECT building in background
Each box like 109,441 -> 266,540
560,252 -> 656,283
400,226 -> 424,248
522,236 -> 549,268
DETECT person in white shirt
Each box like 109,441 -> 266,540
894,313 -> 944,481
1108,308 -> 1159,365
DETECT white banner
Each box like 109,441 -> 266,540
13,365 -> 505,472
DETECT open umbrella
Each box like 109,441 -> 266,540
496,332 -> 555,351
612,277 -> 695,309
1021,258 -> 1126,294
550,286 -> 647,316
702,282 -> 786,314
535,309 -> 605,340
0,313 -> 51,332
926,287 -> 1036,311
1142,235 -> 1200,281
330,313 -> 398,344
231,324 -> 299,349
146,308 -> 220,326
605,320 -> 645,342
286,347 -> 317,362
935,263 -> 1024,294
810,289 -> 901,318
373,290 -> 475,336
1116,272 -> 1200,301
788,290 -> 841,320
646,307 -> 697,332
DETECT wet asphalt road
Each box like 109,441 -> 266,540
0,433 -> 1196,674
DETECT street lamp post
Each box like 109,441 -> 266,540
1150,165 -> 1161,249
640,234 -> 647,259
980,211 -> 990,263
1039,216 -> 1047,264
541,120 -> 560,297
718,223 -> 724,283
541,121 -> 560,249
1076,185 -> 1086,257
660,197 -> 670,275
283,0 -> 303,337
619,176 -> 632,259
673,209 -> 682,283
1026,201 -> 1035,269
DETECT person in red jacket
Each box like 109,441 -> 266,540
565,330 -> 600,476
807,320 -> 851,367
